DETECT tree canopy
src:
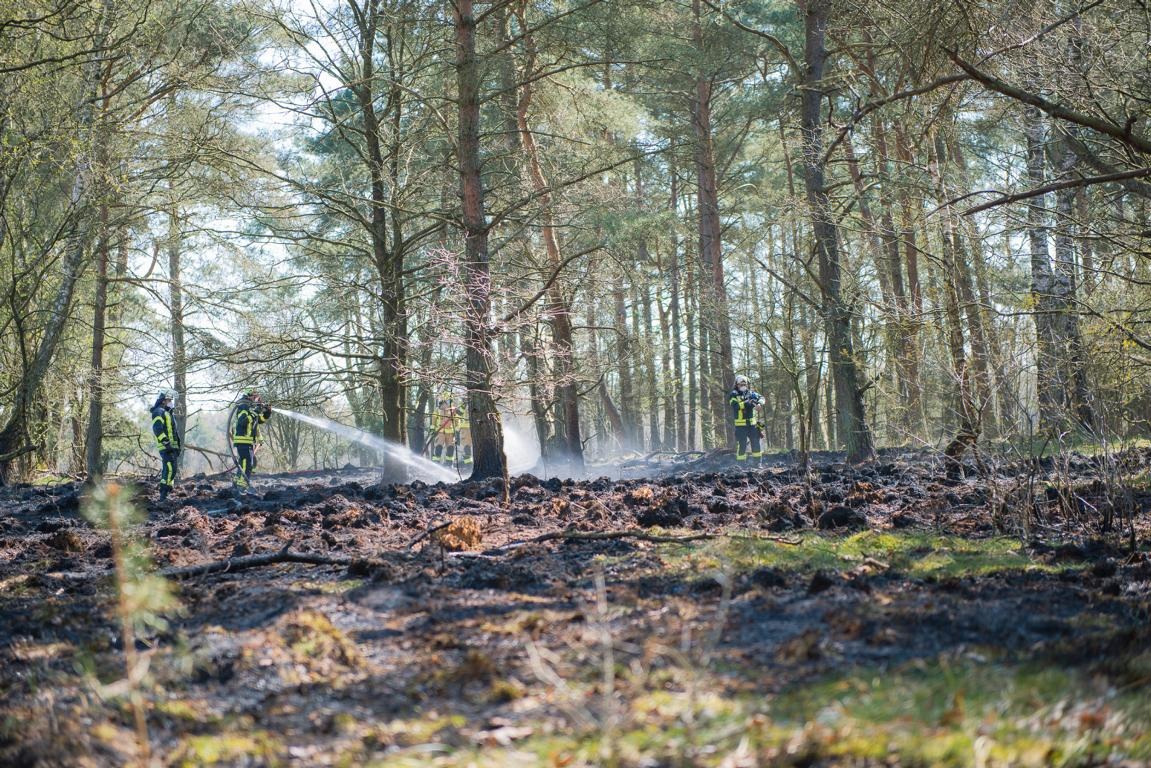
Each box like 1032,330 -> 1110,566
2,0 -> 1149,482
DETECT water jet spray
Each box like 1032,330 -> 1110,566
275,408 -> 458,483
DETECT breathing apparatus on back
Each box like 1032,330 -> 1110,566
226,390 -> 273,472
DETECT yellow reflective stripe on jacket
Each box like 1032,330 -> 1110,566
231,407 -> 268,445
152,413 -> 178,447
433,410 -> 460,432
729,395 -> 758,427
232,409 -> 254,444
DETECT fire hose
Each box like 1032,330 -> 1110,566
225,398 -> 270,481
225,400 -> 243,479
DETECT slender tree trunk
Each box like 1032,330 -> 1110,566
584,268 -> 621,453
409,284 -> 443,453
0,0 -> 110,481
801,300 -> 824,450
613,268 -> 636,449
871,117 -> 917,441
454,0 -> 507,484
691,0 -> 734,450
844,135 -> 903,443
799,0 -> 875,463
167,209 -> 188,451
685,224 -> 699,450
669,167 -> 688,450
1052,129 -> 1095,429
1055,16 -> 1095,429
629,280 -> 645,448
513,20 -> 583,470
657,259 -> 676,451
85,201 -> 110,479
1024,102 -> 1063,433
948,135 -> 1007,437
640,258 -> 661,449
522,315 -> 553,461
931,132 -> 980,465
351,0 -> 405,474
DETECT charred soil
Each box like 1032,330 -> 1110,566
2,450 -> 1151,766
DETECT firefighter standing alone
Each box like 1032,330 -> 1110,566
232,390 -> 273,493
729,374 -> 765,464
431,397 -> 472,468
151,391 -> 180,500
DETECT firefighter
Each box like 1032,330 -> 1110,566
232,390 -> 273,493
150,391 -> 180,501
729,374 -> 764,464
430,400 -> 455,465
432,397 -> 473,466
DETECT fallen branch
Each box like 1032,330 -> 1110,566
0,442 -> 41,463
43,547 -> 394,584
407,519 -> 454,549
162,546 -> 355,579
486,529 -> 802,554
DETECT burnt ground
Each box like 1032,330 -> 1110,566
1,449 -> 1151,767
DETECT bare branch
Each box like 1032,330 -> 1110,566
948,50 -> 1151,155
956,167 -> 1151,215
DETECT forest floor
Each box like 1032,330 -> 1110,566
1,449 -> 1151,767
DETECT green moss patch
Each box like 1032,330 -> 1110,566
658,531 -> 1073,580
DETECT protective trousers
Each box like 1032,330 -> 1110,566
159,448 -> 179,498
235,444 -> 256,489
735,424 -> 762,462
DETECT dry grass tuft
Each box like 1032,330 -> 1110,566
434,516 -> 483,551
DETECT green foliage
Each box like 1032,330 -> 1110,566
82,483 -> 179,638
80,481 -> 181,763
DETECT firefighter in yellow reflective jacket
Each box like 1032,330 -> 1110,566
151,391 -> 180,500
729,374 -> 764,463
431,398 -> 471,466
231,391 -> 272,493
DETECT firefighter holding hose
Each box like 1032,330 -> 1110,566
730,374 -> 765,464
231,390 -> 273,493
430,396 -> 472,468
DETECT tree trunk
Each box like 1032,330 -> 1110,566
1052,128 -> 1095,429
0,1 -> 110,481
351,0 -> 405,475
523,323 -> 552,460
513,18 -> 583,471
931,132 -> 980,466
454,0 -> 508,484
167,208 -> 188,453
691,0 -> 735,449
657,244 -> 676,451
613,267 -> 636,450
799,0 -> 875,463
685,221 -> 699,450
85,201 -> 110,479
843,134 -> 903,443
669,165 -> 688,450
1024,102 -> 1063,433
